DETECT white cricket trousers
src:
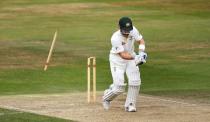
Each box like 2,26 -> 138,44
110,59 -> 141,86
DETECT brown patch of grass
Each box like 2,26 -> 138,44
149,42 -> 210,52
176,52 -> 210,61
0,13 -> 16,19
2,3 -> 114,16
149,42 -> 210,62
0,40 -> 48,69
0,40 -> 89,69
112,0 -> 210,11
89,10 -> 144,17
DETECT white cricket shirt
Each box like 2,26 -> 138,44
109,26 -> 143,64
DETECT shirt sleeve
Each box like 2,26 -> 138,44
132,27 -> 143,41
110,37 -> 124,54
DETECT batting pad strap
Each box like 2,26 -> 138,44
103,84 -> 126,101
113,84 -> 126,93
103,90 -> 118,101
139,44 -> 145,51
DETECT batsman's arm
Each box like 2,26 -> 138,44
136,38 -> 147,65
137,38 -> 145,52
119,51 -> 134,60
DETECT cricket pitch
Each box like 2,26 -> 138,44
0,92 -> 210,122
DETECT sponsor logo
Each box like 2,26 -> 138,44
126,23 -> 130,27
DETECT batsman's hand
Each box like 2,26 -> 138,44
135,52 -> 147,65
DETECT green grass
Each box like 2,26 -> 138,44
0,108 -> 73,122
0,0 -> 210,120
0,0 -> 210,100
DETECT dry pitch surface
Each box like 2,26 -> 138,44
0,93 -> 210,122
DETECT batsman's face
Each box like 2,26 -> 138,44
121,30 -> 130,38
120,29 -> 130,38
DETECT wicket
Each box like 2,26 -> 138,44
87,57 -> 96,103
44,30 -> 58,71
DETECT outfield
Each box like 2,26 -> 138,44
0,0 -> 210,121
0,108 -> 72,122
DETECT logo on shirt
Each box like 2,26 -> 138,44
129,36 -> 134,40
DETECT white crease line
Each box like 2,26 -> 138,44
0,105 -> 71,120
0,105 -> 39,115
0,111 -> 23,116
141,95 -> 197,106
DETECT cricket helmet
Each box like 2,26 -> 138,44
119,17 -> 133,34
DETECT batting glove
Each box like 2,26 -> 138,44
136,52 -> 147,65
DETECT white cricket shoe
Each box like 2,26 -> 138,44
103,100 -> 110,110
125,103 -> 137,112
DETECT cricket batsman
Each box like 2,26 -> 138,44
102,17 -> 147,112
